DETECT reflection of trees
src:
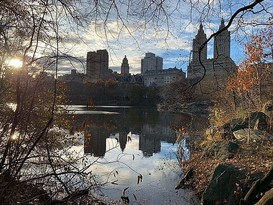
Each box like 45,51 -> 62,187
74,107 -> 209,158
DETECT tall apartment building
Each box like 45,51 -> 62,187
187,19 -> 236,95
86,49 -> 109,80
121,55 -> 129,75
141,52 -> 163,74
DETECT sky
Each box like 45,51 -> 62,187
52,0 -> 273,75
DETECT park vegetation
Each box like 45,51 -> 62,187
177,20 -> 273,205
0,0 -> 273,204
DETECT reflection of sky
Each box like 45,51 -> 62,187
61,105 -> 130,115
70,133 -> 198,204
68,110 -> 120,115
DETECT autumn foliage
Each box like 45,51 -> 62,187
227,21 -> 273,105
227,65 -> 259,93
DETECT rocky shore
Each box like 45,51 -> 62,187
175,100 -> 273,205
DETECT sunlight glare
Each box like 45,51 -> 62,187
10,134 -> 19,141
7,58 -> 23,68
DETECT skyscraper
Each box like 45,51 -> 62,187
86,49 -> 109,80
214,18 -> 231,59
187,19 -> 236,95
121,55 -> 129,75
192,23 -> 207,62
141,52 -> 163,74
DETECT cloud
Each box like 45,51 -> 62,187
50,0 -> 273,75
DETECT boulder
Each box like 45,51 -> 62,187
222,118 -> 247,132
233,129 -> 273,141
214,111 -> 271,141
217,141 -> 239,159
202,163 -> 245,205
202,141 -> 239,160
243,112 -> 269,132
205,117 -> 257,141
220,118 -> 247,139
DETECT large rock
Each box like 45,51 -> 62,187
202,141 -> 239,160
205,118 -> 247,141
221,118 -> 247,139
243,112 -> 269,132
233,129 -> 273,141
202,163 -> 245,205
213,112 -> 271,140
222,118 -> 247,132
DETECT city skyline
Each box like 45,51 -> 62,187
50,0 -> 273,76
5,1 -> 271,77
57,23 -> 244,76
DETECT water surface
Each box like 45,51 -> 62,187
68,105 -> 204,204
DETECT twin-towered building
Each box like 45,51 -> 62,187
187,19 -> 236,94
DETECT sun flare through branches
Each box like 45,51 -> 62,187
6,58 -> 23,69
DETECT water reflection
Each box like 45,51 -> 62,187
71,106 -> 180,158
68,106 -> 207,204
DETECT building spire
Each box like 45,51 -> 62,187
199,23 -> 204,32
219,17 -> 225,30
214,18 -> 231,59
191,22 -> 207,62
121,55 -> 129,75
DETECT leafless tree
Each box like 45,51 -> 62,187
0,0 -> 272,204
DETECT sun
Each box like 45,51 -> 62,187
7,58 -> 23,68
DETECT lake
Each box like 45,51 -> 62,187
67,105 -> 207,204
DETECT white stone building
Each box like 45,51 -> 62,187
141,52 -> 163,74
143,68 -> 185,87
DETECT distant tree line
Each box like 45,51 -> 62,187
64,80 -> 160,106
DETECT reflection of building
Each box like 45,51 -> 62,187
143,68 -> 186,87
84,130 -> 107,157
187,19 -> 236,94
121,56 -> 129,75
139,133 -> 161,157
141,52 -> 163,74
139,113 -> 177,156
86,49 -> 109,80
119,132 -> 128,152
139,122 -> 175,157
78,108 -> 179,158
